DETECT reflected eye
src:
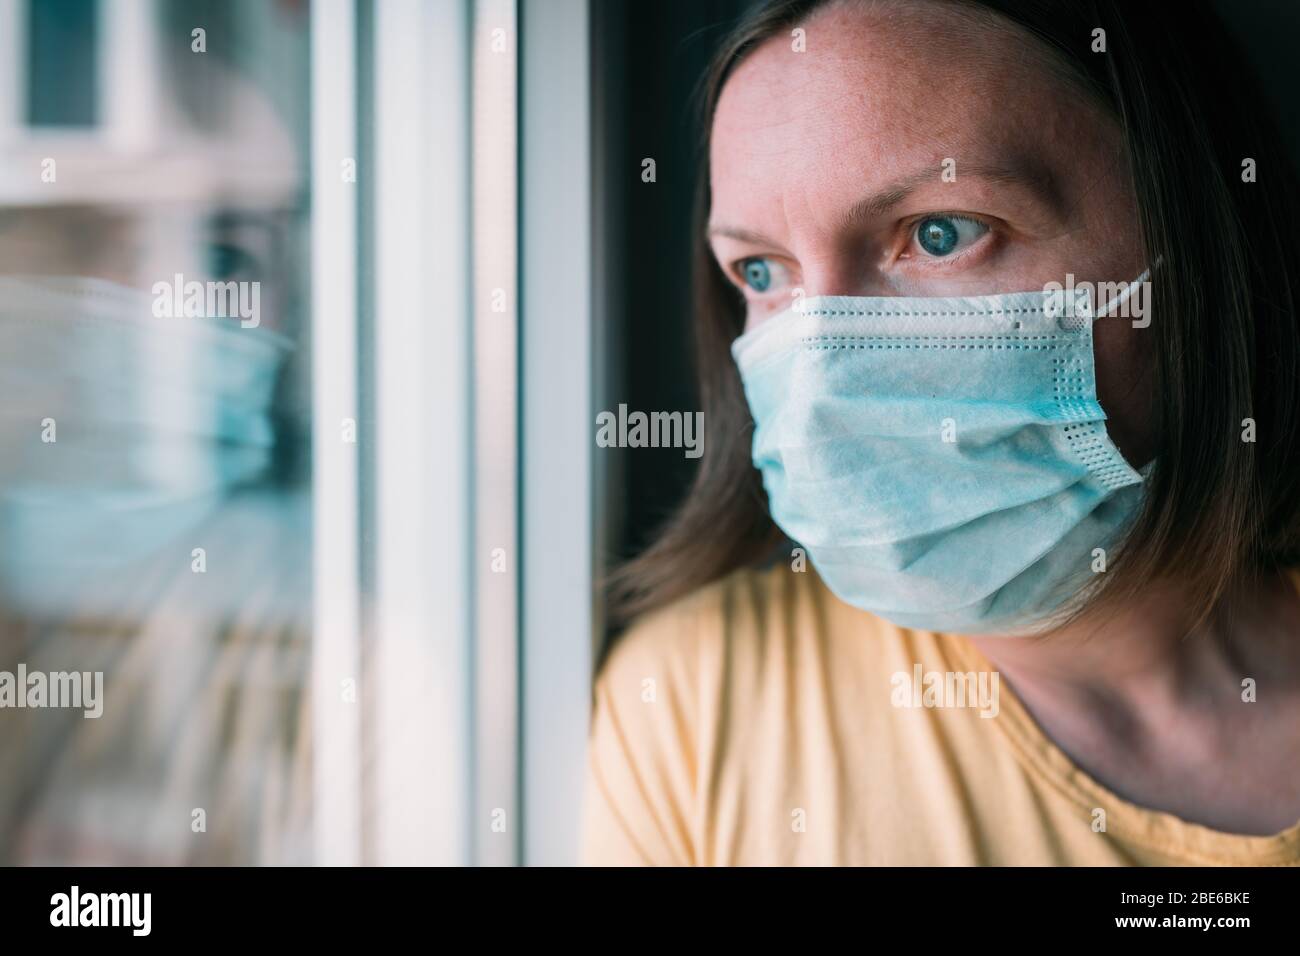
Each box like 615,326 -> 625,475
208,242 -> 260,282
739,257 -> 773,292
913,215 -> 988,258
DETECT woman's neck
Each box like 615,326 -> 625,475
970,571 -> 1300,695
964,568 -> 1300,834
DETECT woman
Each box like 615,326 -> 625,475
581,0 -> 1300,865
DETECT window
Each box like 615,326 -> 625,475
0,0 -> 593,867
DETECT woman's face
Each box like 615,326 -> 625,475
708,0 -> 1154,465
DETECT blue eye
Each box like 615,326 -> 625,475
740,258 -> 772,292
914,216 -> 987,258
208,242 -> 259,281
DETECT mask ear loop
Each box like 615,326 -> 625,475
1092,264 -> 1160,482
1093,267 -> 1152,320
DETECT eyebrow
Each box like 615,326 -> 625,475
706,158 -> 1061,247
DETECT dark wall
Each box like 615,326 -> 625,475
593,0 -> 753,568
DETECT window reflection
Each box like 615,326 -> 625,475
0,0 -> 310,864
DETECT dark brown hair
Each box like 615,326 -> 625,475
605,0 -> 1300,637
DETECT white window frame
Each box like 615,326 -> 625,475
310,0 -> 363,868
309,0 -> 593,868
519,0 -> 593,868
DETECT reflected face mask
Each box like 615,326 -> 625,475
730,275 -> 1149,636
0,276 -> 293,606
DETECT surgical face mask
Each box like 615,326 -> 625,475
731,274 -> 1150,636
0,276 -> 291,610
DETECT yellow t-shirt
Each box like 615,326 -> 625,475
580,561 -> 1300,866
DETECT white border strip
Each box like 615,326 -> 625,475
520,0 -> 592,867
0,0 -> 23,144
101,0 -> 159,150
310,0 -> 362,868
472,0 -> 519,868
373,0 -> 472,866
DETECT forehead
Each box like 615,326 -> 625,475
709,1 -> 1095,223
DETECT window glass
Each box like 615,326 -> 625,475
0,0 -> 311,864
